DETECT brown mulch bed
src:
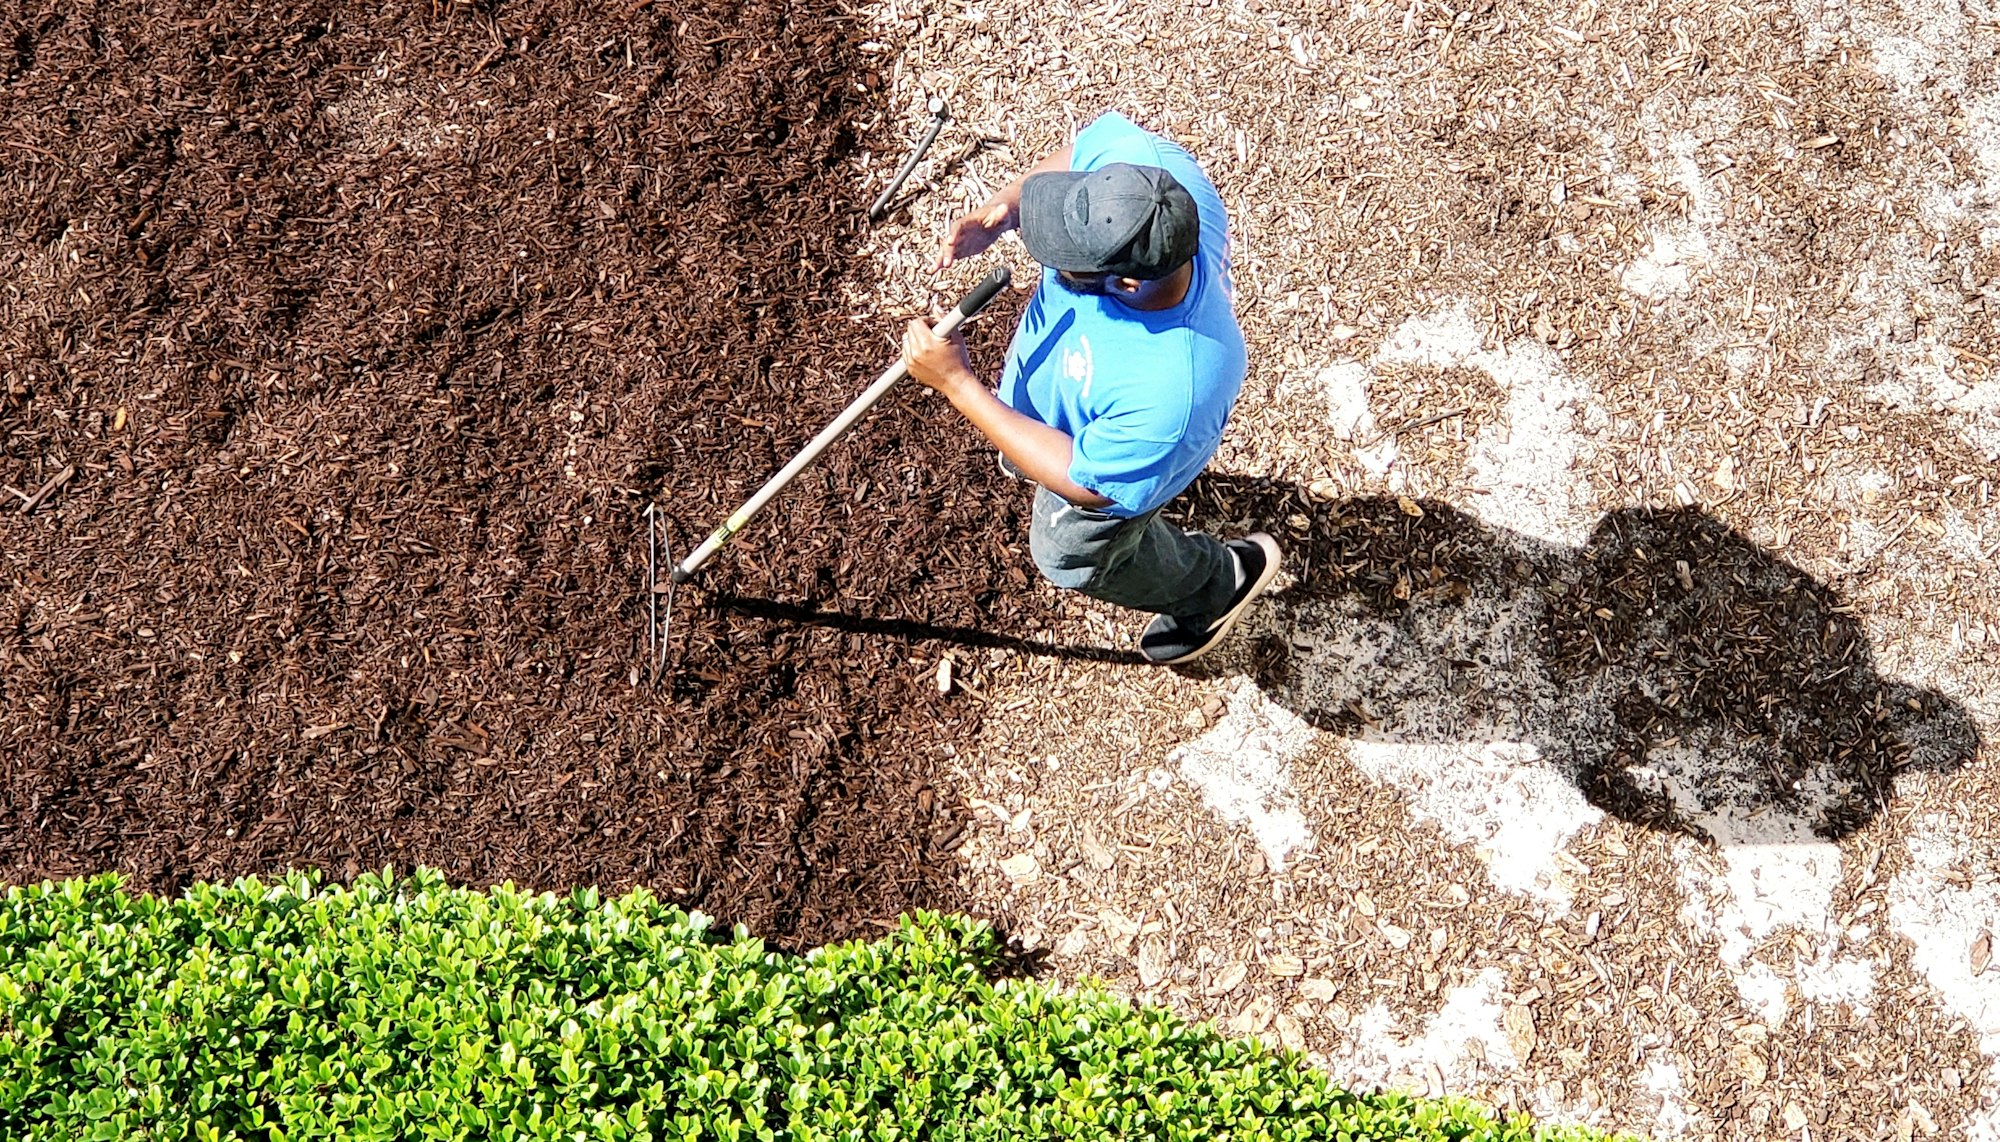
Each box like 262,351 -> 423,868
0,0 -> 1043,946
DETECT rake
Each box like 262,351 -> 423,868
669,265 -> 1011,586
643,503 -> 675,681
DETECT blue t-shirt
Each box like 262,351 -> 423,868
997,112 -> 1248,518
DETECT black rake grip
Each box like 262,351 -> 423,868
956,265 -> 1012,319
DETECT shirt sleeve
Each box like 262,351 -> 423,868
1069,410 -> 1185,517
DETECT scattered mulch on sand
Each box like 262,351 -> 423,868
0,0 -> 1046,946
860,0 -> 2000,1134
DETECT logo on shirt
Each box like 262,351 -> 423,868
1062,335 -> 1094,401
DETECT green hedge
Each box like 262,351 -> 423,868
0,871 -> 1619,1141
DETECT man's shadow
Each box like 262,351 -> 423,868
1170,475 -> 1979,845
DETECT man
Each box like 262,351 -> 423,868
901,110 -> 1280,665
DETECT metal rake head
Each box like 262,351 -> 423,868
643,504 -> 677,683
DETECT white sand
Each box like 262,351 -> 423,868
1890,816 -> 2000,1132
1169,677 -> 1317,871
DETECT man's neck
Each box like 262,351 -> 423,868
1117,262 -> 1193,312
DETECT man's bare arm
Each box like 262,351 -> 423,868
900,318 -> 1113,509
935,143 -> 1074,269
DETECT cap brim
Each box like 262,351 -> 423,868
1018,172 -> 1113,273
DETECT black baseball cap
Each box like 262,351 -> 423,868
1018,162 -> 1201,280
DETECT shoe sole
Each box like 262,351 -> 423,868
1148,532 -> 1283,666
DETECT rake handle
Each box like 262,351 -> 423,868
670,264 -> 1012,584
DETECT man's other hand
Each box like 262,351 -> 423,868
902,319 -> 975,395
935,201 -> 1014,269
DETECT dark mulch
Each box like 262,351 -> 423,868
0,0 -> 1045,946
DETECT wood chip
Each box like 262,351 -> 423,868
1079,827 -> 1116,871
1504,1003 -> 1537,1062
1973,930 -> 1992,976
1732,1044 -> 1767,1085
998,852 -> 1040,883
1098,908 -> 1140,938
1206,960 -> 1248,996
1265,953 -> 1304,977
1712,456 -> 1736,492
1231,995 -> 1274,1035
1274,1012 -> 1306,1052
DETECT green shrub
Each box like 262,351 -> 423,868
0,870 -> 1623,1141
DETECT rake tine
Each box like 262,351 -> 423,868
645,504 -> 659,672
657,569 -> 674,679
654,509 -> 674,681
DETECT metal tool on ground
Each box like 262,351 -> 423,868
671,264 -> 1012,585
643,504 -> 675,679
868,97 -> 949,222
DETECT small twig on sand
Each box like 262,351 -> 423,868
1356,407 -> 1468,449
1398,406 -> 1469,433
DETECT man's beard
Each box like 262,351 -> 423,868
1056,272 -> 1111,297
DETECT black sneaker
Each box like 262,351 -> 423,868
1139,533 -> 1282,665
